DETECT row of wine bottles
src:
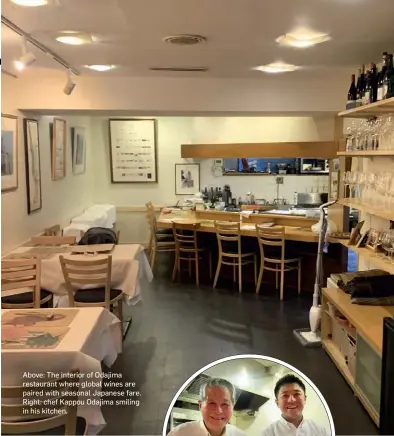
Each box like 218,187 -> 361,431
346,52 -> 394,109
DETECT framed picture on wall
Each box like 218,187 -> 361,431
1,113 -> 18,192
23,118 -> 42,214
71,127 -> 86,175
175,163 -> 200,195
50,118 -> 66,180
109,118 -> 158,183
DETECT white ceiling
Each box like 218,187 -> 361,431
2,0 -> 394,78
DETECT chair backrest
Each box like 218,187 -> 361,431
44,224 -> 61,236
172,222 -> 199,251
255,225 -> 285,260
1,259 -> 41,308
78,227 -> 117,246
1,370 -> 80,435
214,221 -> 241,254
59,255 -> 112,308
30,236 -> 76,246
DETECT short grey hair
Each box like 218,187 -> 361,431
199,378 -> 236,404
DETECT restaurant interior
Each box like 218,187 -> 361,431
1,0 -> 394,435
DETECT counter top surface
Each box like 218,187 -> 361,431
157,210 -> 334,243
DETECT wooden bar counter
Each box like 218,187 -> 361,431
156,209 -> 346,293
157,209 -> 322,243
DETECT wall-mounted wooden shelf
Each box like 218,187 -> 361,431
338,97 -> 394,118
338,198 -> 394,221
181,141 -> 339,159
337,150 -> 394,157
339,240 -> 394,275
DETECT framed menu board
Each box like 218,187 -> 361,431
109,118 -> 157,183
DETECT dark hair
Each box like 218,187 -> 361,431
274,374 -> 306,399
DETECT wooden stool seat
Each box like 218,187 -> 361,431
213,221 -> 257,293
255,225 -> 302,300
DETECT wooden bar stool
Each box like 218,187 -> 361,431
255,225 -> 302,300
172,221 -> 212,286
213,221 -> 257,293
147,213 -> 176,271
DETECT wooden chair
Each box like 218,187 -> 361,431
2,370 -> 87,435
213,222 -> 257,293
147,213 -> 176,270
1,259 -> 52,309
30,236 -> 76,246
255,225 -> 302,300
172,222 -> 212,286
145,202 -> 173,255
44,224 -> 61,236
59,255 -> 124,338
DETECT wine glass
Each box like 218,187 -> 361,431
381,232 -> 394,263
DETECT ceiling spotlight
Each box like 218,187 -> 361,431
11,0 -> 48,6
14,37 -> 36,71
253,62 -> 298,73
56,32 -> 93,45
63,70 -> 76,95
276,29 -> 331,48
84,65 -> 117,72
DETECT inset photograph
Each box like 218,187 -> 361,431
164,356 -> 334,436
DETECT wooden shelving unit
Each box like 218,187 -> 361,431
338,97 -> 394,118
180,140 -> 339,158
337,150 -> 394,157
338,240 -> 394,275
338,199 -> 394,221
322,288 -> 394,427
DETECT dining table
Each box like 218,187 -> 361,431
1,307 -> 122,434
2,244 -> 153,307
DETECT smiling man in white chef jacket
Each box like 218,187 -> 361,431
168,378 -> 246,436
261,374 -> 331,436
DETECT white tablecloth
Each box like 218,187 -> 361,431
1,307 -> 122,434
85,205 -> 116,227
4,245 -> 153,307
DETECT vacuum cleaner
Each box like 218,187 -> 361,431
293,199 -> 337,347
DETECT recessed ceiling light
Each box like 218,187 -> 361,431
276,28 -> 331,48
84,65 -> 117,72
11,0 -> 48,6
56,32 -> 93,45
253,62 -> 298,73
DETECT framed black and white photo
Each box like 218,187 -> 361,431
71,127 -> 86,175
175,163 -> 200,195
23,118 -> 42,214
1,113 -> 18,192
109,118 -> 157,183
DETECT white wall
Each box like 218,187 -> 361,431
1,75 -> 95,252
9,68 -> 347,114
91,115 -> 335,206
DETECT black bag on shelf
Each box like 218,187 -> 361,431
347,275 -> 394,305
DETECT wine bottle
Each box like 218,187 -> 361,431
363,65 -> 371,105
346,74 -> 357,109
377,52 -> 389,101
383,53 -> 393,99
370,63 -> 378,103
356,68 -> 364,107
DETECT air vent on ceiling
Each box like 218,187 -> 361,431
150,67 -> 208,72
185,374 -> 210,395
163,34 -> 207,45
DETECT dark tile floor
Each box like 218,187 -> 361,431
102,262 -> 378,436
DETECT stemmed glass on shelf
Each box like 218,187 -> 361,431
381,232 -> 394,263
